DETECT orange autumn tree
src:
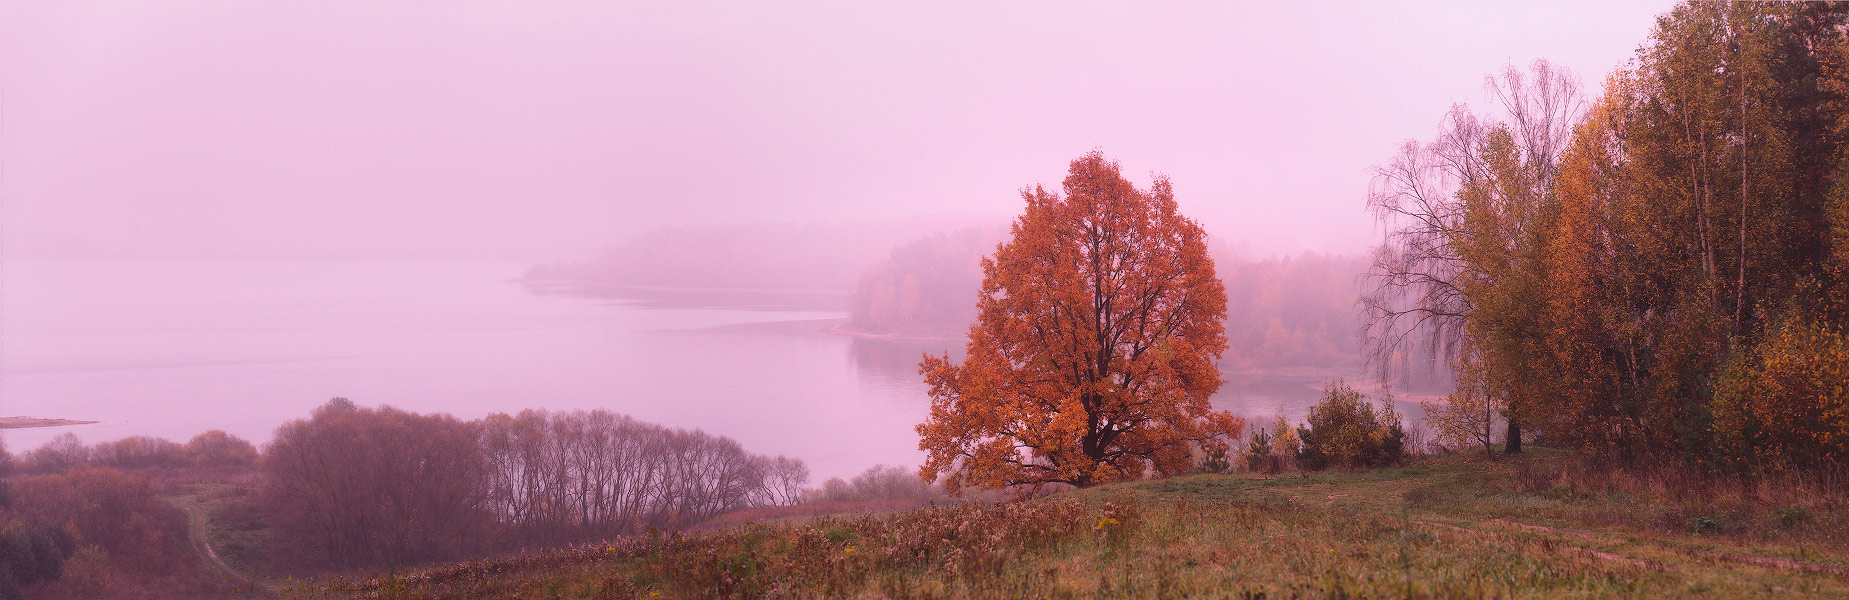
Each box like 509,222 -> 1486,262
917,151 -> 1243,494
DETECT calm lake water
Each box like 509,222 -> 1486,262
0,260 -> 1417,480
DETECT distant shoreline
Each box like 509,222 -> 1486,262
698,317 -> 847,334
0,417 -> 99,430
821,322 -> 964,342
519,278 -> 851,297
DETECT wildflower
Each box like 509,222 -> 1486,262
845,546 -> 857,555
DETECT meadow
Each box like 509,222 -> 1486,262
269,449 -> 1849,599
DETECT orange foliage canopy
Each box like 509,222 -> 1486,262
917,152 -> 1243,494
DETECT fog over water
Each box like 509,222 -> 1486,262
0,259 -> 1406,480
0,1 -> 1669,480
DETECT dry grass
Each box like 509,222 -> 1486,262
692,498 -> 936,531
275,450 -> 1849,599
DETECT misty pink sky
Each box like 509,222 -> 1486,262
2,1 -> 1674,261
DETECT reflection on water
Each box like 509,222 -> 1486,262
1216,370 -> 1431,430
847,336 -> 1424,430
847,336 -> 962,393
1,260 -> 1428,482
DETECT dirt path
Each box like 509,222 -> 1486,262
172,498 -> 275,597
1416,518 -> 1657,571
1418,516 -> 1849,579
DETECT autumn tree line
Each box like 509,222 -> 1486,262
0,400 -> 813,595
0,430 -> 255,598
1218,252 -> 1374,370
1371,2 -> 1849,471
259,399 -> 809,570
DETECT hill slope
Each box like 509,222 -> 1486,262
292,452 -> 1849,599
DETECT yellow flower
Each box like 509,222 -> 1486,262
845,546 -> 857,555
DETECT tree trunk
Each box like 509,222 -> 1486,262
1737,72 -> 1748,333
1505,419 -> 1523,454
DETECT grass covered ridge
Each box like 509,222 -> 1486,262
280,451 -> 1849,599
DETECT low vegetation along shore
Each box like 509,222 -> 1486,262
276,450 -> 1849,599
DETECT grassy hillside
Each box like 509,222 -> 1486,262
278,451 -> 1849,599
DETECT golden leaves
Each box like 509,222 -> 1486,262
917,152 -> 1237,492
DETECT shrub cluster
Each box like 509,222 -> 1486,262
1238,416 -> 1302,474
1294,380 -> 1405,470
1713,315 -> 1849,467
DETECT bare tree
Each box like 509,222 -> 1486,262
756,456 -> 810,507
270,401 -> 808,564
265,399 -> 492,570
1362,60 -> 1584,453
22,433 -> 90,474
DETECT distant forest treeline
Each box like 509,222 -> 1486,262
844,227 -> 1004,337
1217,250 -> 1369,369
522,221 -> 1385,371
844,228 -> 1376,370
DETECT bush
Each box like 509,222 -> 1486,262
1239,428 -> 1274,473
1295,423 -> 1328,470
1238,417 -> 1300,474
1196,443 -> 1233,474
1712,315 -> 1849,468
1296,380 -> 1406,470
1270,415 -> 1301,470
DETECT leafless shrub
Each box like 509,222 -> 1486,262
807,464 -> 935,505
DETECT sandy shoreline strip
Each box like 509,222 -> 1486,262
0,417 -> 99,430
